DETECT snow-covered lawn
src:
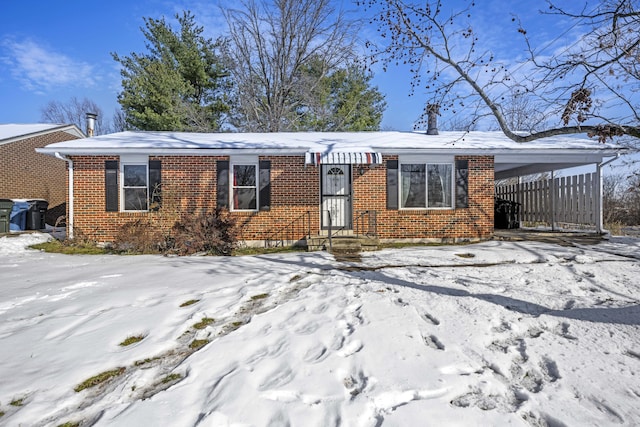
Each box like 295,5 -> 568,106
1,233 -> 639,426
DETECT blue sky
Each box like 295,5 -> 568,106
0,1 -> 581,131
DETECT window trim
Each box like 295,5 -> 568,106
120,161 -> 150,212
399,160 -> 455,210
230,161 -> 259,212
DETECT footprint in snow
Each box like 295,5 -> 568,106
303,343 -> 328,364
312,302 -> 329,314
267,336 -> 289,358
331,333 -> 345,351
423,334 -> 445,351
257,364 -> 295,391
420,311 -> 440,326
589,397 -> 625,424
511,363 -> 544,393
556,322 -> 578,340
337,340 -> 363,357
393,297 -> 409,307
245,347 -> 269,366
527,327 -> 544,338
450,389 -> 499,411
294,321 -> 319,335
343,369 -> 368,398
491,320 -> 512,333
540,357 -> 561,382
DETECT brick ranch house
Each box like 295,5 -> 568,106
0,124 -> 84,216
37,130 -> 621,247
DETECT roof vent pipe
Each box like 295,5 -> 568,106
85,112 -> 97,137
426,104 -> 439,135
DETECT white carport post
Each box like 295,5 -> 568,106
550,170 -> 556,231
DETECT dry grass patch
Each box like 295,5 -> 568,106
455,252 -> 476,258
134,356 -> 161,367
119,335 -> 145,346
193,317 -> 215,329
9,398 -> 24,406
161,373 -> 183,384
30,240 -> 109,255
74,367 -> 126,392
180,299 -> 200,307
189,339 -> 209,350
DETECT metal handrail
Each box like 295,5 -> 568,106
354,210 -> 377,237
323,209 -> 378,249
264,211 -> 311,248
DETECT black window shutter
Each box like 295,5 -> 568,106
105,160 -> 119,212
455,159 -> 469,209
149,160 -> 162,211
386,160 -> 399,210
259,160 -> 271,211
217,160 -> 229,209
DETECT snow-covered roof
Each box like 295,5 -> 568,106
0,123 -> 84,145
36,130 -> 625,178
37,130 -> 621,154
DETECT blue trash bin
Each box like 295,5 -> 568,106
10,200 -> 29,231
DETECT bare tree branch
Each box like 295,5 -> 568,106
40,97 -> 111,135
223,0 -> 359,131
360,0 -> 640,143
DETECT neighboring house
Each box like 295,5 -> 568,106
0,124 -> 85,218
36,130 -> 622,245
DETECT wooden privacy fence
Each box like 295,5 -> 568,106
495,172 -> 599,228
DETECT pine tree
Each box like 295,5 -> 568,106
295,59 -> 386,131
113,11 -> 230,132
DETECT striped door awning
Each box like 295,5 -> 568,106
305,152 -> 382,165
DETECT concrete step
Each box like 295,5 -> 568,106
306,235 -> 379,252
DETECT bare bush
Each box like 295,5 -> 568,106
168,209 -> 237,256
114,219 -> 165,254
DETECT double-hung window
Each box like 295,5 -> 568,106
217,158 -> 271,212
232,163 -> 258,211
400,161 -> 453,209
105,157 -> 161,212
122,163 -> 149,211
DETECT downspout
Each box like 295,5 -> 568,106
596,154 -> 621,234
55,152 -> 74,240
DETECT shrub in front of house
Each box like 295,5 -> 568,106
114,219 -> 166,254
167,208 -> 237,256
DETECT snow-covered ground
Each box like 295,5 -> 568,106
1,233 -> 639,427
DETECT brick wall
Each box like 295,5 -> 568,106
354,155 -> 494,241
0,130 -> 81,209
69,154 -> 494,243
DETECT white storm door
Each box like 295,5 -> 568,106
321,164 -> 352,229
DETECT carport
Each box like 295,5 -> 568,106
494,145 -> 623,233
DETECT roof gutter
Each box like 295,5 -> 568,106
599,153 -> 621,169
54,152 -> 74,240
1,124 -> 85,146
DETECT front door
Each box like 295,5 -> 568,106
321,164 -> 352,230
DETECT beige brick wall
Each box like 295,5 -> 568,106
69,154 -> 494,243
0,131 -> 81,208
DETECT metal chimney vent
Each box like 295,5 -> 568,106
86,112 -> 97,137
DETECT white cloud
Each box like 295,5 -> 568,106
1,38 -> 97,94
